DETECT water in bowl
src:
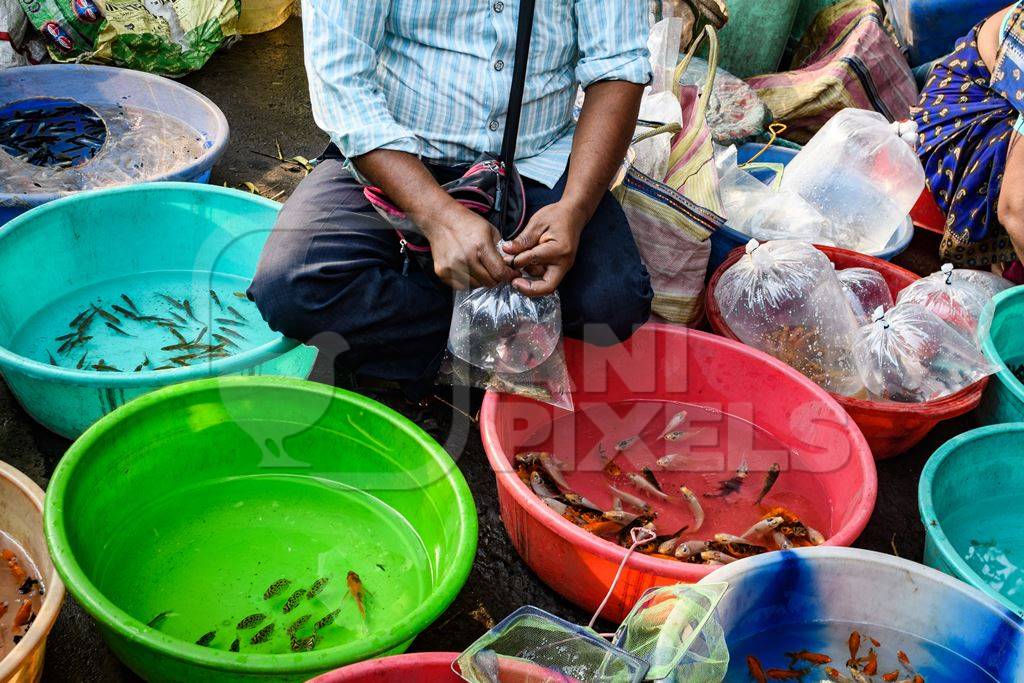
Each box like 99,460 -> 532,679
518,400 -> 829,560
726,620 -> 998,682
944,496 -> 1024,611
10,270 -> 276,373
91,474 -> 432,654
0,530 -> 44,659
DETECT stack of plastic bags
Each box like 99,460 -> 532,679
715,241 -> 1001,403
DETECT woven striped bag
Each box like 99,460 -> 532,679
613,25 -> 725,325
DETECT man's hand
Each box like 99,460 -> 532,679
501,201 -> 588,296
420,203 -> 516,290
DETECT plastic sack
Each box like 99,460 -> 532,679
678,57 -> 772,146
714,240 -> 863,395
895,264 -> 1002,340
836,267 -> 894,325
455,606 -> 650,683
781,108 -> 926,253
1,0 -> 46,68
854,304 -> 995,402
18,0 -> 238,76
614,583 -> 729,682
445,280 -> 573,410
632,18 -> 686,181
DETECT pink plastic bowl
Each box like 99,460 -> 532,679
309,652 -> 461,682
480,323 -> 877,622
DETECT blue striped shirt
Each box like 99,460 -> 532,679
301,0 -> 652,187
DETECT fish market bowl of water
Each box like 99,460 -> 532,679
699,547 -> 1024,682
0,182 -> 317,438
978,285 -> 1024,425
480,323 -> 876,622
43,376 -> 478,682
310,652 -> 462,682
0,64 -> 228,225
920,423 -> 1024,617
0,459 -> 65,683
708,244 -> 989,459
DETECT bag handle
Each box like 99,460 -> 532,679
496,0 -> 536,234
632,121 -> 683,145
670,25 -> 719,153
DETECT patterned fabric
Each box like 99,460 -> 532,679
300,0 -> 652,188
913,20 -> 1019,267
745,0 -> 917,144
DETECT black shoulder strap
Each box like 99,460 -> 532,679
499,0 -> 537,169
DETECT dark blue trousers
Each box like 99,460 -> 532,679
248,156 -> 653,388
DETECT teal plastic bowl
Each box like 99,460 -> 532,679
0,183 -> 316,438
979,285 -> 1024,425
919,423 -> 1024,617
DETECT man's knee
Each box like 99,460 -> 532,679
567,267 -> 653,345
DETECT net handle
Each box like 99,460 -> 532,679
587,526 -> 658,630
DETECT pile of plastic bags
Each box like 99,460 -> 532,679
715,240 -> 1003,403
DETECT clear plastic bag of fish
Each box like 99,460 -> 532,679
895,263 -> 1008,340
613,583 -> 729,682
836,267 -> 894,325
454,606 -> 650,683
714,240 -> 864,395
853,304 -> 995,402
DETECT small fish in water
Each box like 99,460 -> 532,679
562,491 -> 600,511
656,526 -> 689,555
679,486 -> 704,531
291,634 -> 321,652
656,410 -> 687,440
582,519 -> 624,536
183,299 -> 198,321
741,516 -> 784,540
196,631 -> 216,647
210,290 -> 222,309
537,453 -> 570,490
543,497 -> 568,516
863,649 -> 878,675
216,317 -> 242,326
748,655 -> 768,683
93,305 -> 120,325
69,308 -> 92,328
168,326 -> 188,344
314,609 -> 340,631
530,471 -> 559,499
229,638 -> 240,653
286,614 -> 310,635
765,669 -> 807,680
603,510 -> 640,525
641,467 -> 664,492
755,463 -> 781,505
76,352 -> 88,369
626,472 -> 670,500
92,360 -> 121,372
121,293 -> 139,313
848,631 -> 862,666
158,293 -> 185,310
663,429 -> 698,442
146,610 -> 172,628
897,650 -> 914,674
250,623 -> 275,644
236,613 -> 267,630
608,485 -> 652,513
112,304 -> 138,320
282,589 -> 305,614
615,436 -> 638,452
787,651 -> 832,666
47,350 -> 57,366
675,540 -> 708,560
705,459 -> 749,498
227,305 -> 247,321
218,326 -> 246,341
848,670 -> 873,683
233,291 -> 248,299
347,571 -> 367,619
105,322 -> 131,336
191,326 -> 208,345
656,453 -> 686,469
213,333 -> 239,349
700,550 -> 737,564
773,531 -> 793,550
307,577 -> 329,599
169,311 -> 188,325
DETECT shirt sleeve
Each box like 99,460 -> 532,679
301,0 -> 420,158
573,0 -> 653,90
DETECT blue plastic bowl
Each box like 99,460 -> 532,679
0,64 -> 228,225
708,143 -> 915,277
979,286 -> 1024,425
920,424 -> 1024,617
0,183 -> 316,438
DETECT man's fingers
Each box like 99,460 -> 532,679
479,242 -> 516,283
512,240 -> 565,268
513,266 -> 562,297
503,217 -> 546,255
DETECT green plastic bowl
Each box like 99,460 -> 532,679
919,423 -> 1024,617
44,377 -> 478,682
0,182 -> 317,439
979,286 -> 1024,425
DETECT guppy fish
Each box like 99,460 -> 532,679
250,623 -> 275,644
347,571 -> 367,619
307,577 -> 329,599
236,613 -> 266,630
282,589 -> 305,613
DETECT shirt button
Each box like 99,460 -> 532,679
489,120 -> 500,131
494,59 -> 505,71
493,1 -> 504,11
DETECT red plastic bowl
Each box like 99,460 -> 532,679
309,652 -> 461,682
480,323 -> 876,622
706,245 -> 988,459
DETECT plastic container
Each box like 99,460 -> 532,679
920,424 -> 1024,617
884,0 -> 1008,66
979,286 -> 1024,425
698,547 -> 1024,681
0,183 -> 317,438
712,0 -> 800,78
0,64 -> 228,225
480,323 -> 876,622
708,143 -> 913,277
0,460 -> 65,683
310,653 -> 461,682
44,376 -> 478,682
708,245 -> 989,459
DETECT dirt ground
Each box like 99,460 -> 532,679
0,18 -> 976,681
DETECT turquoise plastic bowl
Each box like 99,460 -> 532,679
979,286 -> 1024,425
0,183 -> 316,438
919,423 -> 1024,617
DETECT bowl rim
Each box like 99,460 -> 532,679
43,375 -> 479,676
0,182 -> 306,388
979,285 -> 1024,403
0,64 -> 230,206
309,651 -> 460,682
695,545 -> 1024,627
479,323 -> 877,583
706,243 -> 990,416
0,460 -> 66,681
918,422 -> 1024,617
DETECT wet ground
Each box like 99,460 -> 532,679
0,17 -> 976,681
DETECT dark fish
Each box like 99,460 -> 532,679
754,463 -> 781,505
57,337 -> 76,354
92,361 -> 121,372
47,351 -> 57,366
183,299 -> 197,321
236,613 -> 267,630
76,352 -> 88,369
170,356 -> 195,366
93,305 -> 120,325
169,311 -> 188,325
227,306 -> 247,321
705,460 -> 750,499
282,589 -> 305,614
69,308 -> 92,327
233,291 -> 248,299
191,327 -> 207,345
250,623 -> 275,644
161,342 -> 197,352
210,290 -> 222,308
111,304 -> 138,320
18,577 -> 40,595
152,365 -> 175,371
215,317 -> 244,326
196,631 -> 216,646
641,467 -> 664,493
213,333 -> 239,349
121,293 -> 139,313
229,638 -> 240,652
146,610 -> 172,628
290,634 -> 320,652
169,327 -> 188,344
158,294 -> 185,310
307,577 -> 329,599
314,609 -> 341,631
286,614 -> 310,636
106,322 -> 131,336
219,326 -> 246,341
54,332 -> 77,341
